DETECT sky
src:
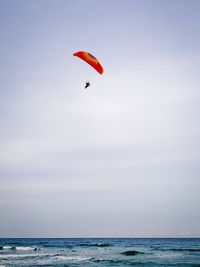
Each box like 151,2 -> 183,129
0,0 -> 200,238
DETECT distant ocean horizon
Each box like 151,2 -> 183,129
0,237 -> 200,266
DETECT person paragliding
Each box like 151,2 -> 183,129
84,81 -> 90,89
73,51 -> 103,89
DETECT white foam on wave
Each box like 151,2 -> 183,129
2,246 -> 14,250
51,255 -> 92,262
156,251 -> 182,259
15,246 -> 37,251
0,253 -> 42,259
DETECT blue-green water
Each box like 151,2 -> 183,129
0,238 -> 200,266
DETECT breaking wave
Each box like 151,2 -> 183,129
0,246 -> 38,251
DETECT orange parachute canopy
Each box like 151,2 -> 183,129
73,51 -> 103,75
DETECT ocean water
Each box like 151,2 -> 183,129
0,238 -> 200,266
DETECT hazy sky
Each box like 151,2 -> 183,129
0,0 -> 200,237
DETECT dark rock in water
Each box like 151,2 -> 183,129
121,250 -> 143,256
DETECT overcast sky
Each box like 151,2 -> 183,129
0,0 -> 200,237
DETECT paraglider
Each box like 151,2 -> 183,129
73,51 -> 103,75
73,51 -> 103,89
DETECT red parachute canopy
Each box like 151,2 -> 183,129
73,51 -> 103,75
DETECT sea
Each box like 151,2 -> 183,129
0,238 -> 200,266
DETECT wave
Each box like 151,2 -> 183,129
0,246 -> 15,250
15,246 -> 38,251
0,246 -> 38,251
90,258 -> 149,265
169,248 -> 200,252
79,242 -> 111,247
91,258 -> 125,263
50,255 -> 92,262
37,243 -> 73,249
121,250 -> 144,256
0,253 -> 41,259
153,247 -> 200,253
